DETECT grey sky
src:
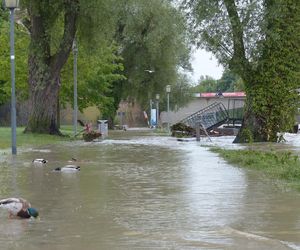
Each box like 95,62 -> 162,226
190,49 -> 224,83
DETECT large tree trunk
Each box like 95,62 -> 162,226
233,100 -> 265,143
25,57 -> 61,134
25,84 -> 61,134
24,1 -> 79,135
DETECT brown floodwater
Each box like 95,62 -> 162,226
0,130 -> 300,250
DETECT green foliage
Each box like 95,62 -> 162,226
239,128 -> 253,143
169,74 -> 194,111
115,0 -> 192,109
155,74 -> 194,113
216,69 -> 244,92
20,0 -> 192,132
60,43 -> 125,116
77,0 -> 120,46
246,0 -> 300,141
211,147 -> 300,188
0,80 -> 9,105
0,13 -> 29,105
182,0 -> 263,69
192,76 -> 217,93
19,0 -> 124,134
183,0 -> 300,142
191,69 -> 244,93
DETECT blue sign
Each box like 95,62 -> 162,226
151,109 -> 157,126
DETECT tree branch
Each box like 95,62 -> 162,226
50,0 -> 79,79
223,0 -> 249,72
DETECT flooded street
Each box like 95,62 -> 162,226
0,130 -> 300,249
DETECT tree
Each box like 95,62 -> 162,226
114,0 -> 192,110
217,69 -> 244,92
0,8 -> 29,106
191,70 -> 243,93
60,43 -> 125,118
21,0 -> 119,134
182,0 -> 300,142
160,74 -> 194,112
15,0 -> 191,134
192,75 -> 217,93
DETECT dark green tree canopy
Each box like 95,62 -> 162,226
0,0 -> 193,133
191,69 -> 244,93
17,0 -> 128,134
115,0 -> 192,108
0,7 -> 29,105
182,0 -> 300,142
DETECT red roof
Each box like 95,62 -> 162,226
195,92 -> 246,98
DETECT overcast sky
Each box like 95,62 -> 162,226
189,49 -> 224,83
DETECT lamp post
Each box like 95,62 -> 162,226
5,0 -> 19,155
72,39 -> 78,136
155,94 -> 160,127
166,85 -> 171,134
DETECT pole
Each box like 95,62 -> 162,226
149,99 -> 152,127
73,40 -> 78,136
196,123 -> 200,142
167,92 -> 170,134
9,8 -> 17,155
156,99 -> 159,127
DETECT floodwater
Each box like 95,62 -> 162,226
0,129 -> 300,250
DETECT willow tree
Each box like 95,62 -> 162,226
182,0 -> 300,142
21,0 -> 118,134
114,0 -> 192,109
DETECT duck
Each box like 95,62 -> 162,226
53,165 -> 80,172
0,198 -> 39,219
32,158 -> 48,165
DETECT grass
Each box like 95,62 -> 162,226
211,147 -> 300,190
0,126 -> 75,150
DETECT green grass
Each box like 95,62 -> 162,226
0,126 -> 75,149
211,147 -> 300,190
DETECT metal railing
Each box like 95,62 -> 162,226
179,102 -> 229,130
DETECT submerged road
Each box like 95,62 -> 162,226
0,130 -> 299,249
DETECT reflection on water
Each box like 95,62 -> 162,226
0,130 -> 300,249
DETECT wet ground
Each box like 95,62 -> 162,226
0,129 -> 300,249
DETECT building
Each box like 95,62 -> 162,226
160,92 -> 246,126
